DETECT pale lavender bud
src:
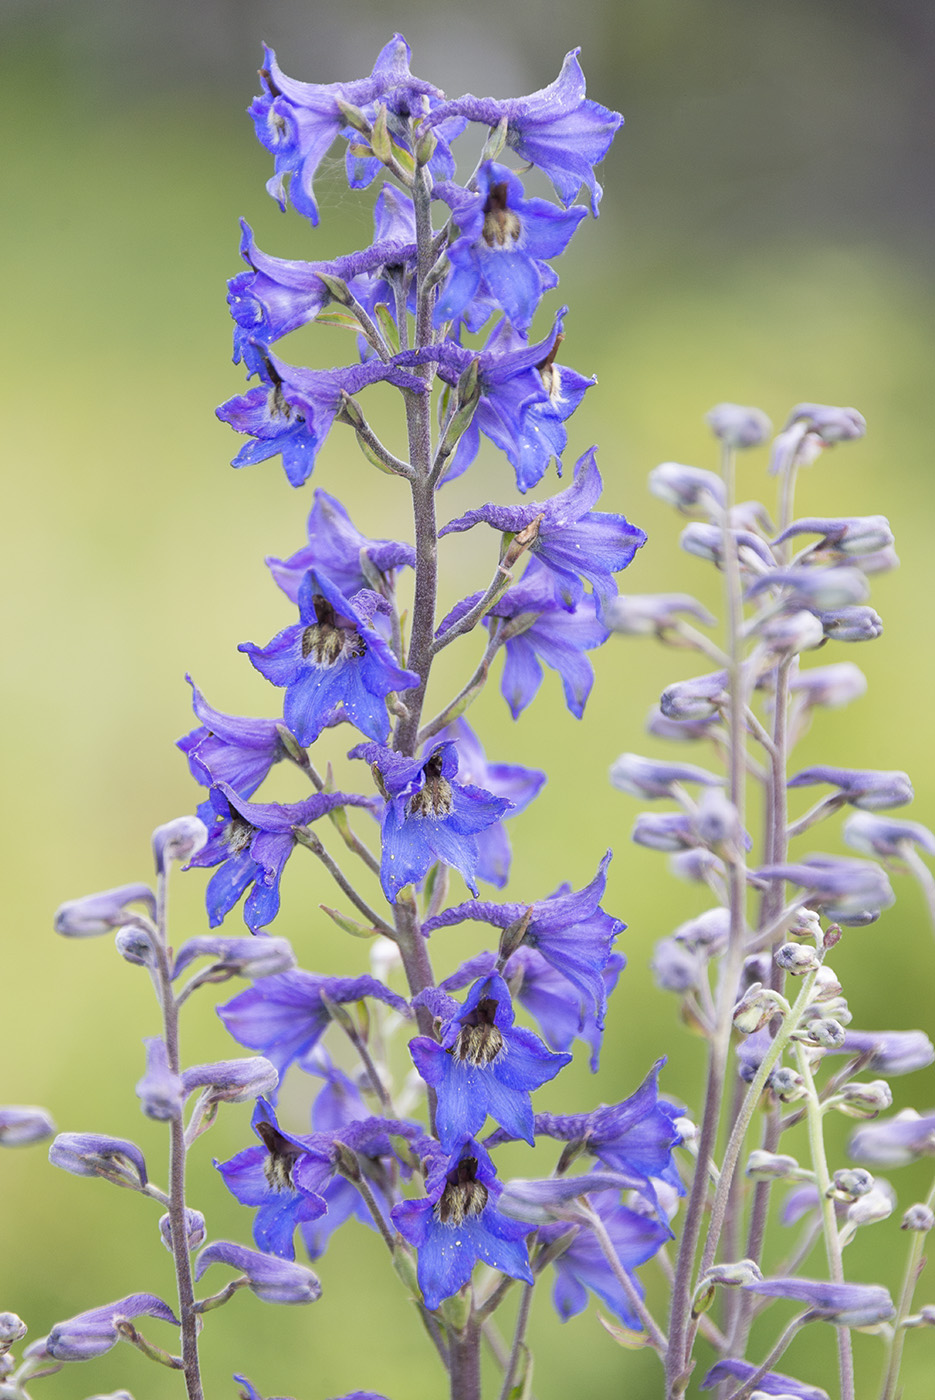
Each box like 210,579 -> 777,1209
773,515 -> 893,556
741,953 -> 774,994
733,984 -> 786,1035
181,1057 -> 278,1104
769,420 -> 824,476
652,938 -> 704,993
745,1150 -> 802,1181
770,1067 -> 806,1102
0,1314 -> 27,1345
791,662 -> 867,709
800,1018 -> 847,1049
680,522 -> 775,570
693,787 -> 744,849
781,1183 -> 823,1226
54,883 -> 155,937
159,1208 -> 206,1253
700,1358 -> 829,1399
693,1259 -> 764,1315
853,545 -> 899,574
649,462 -> 725,515
605,592 -> 715,636
775,943 -> 821,975
49,1132 -> 148,1189
836,1080 -> 893,1118
194,1241 -> 321,1304
811,965 -> 843,1001
755,856 -> 895,923
631,811 -> 698,852
786,906 -> 823,941
842,812 -> 935,860
831,1168 -> 874,1200
171,935 -> 297,980
670,848 -> 725,883
660,671 -> 728,721
742,1276 -> 893,1327
646,706 -> 720,742
135,1038 -> 183,1122
783,403 -> 867,444
819,606 -> 883,642
0,1105 -> 56,1146
788,765 -> 913,812
114,925 -> 158,967
674,907 -> 730,952
758,609 -> 825,656
745,566 -> 870,609
706,402 -> 772,448
152,815 -> 208,873
847,1180 -> 895,1226
46,1294 -> 179,1360
499,1172 -> 637,1225
830,1029 -> 935,1076
849,1110 -> 935,1166
903,1203 -> 935,1232
609,753 -> 722,799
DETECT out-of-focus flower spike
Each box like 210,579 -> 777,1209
742,1275 -> 893,1326
0,1106 -> 56,1146
648,462 -> 725,516
605,593 -> 716,636
54,884 -> 156,938
788,765 -> 913,812
772,515 -> 894,555
608,754 -> 722,799
745,566 -> 870,610
842,811 -> 935,860
705,403 -> 772,448
848,1109 -> 935,1167
790,662 -> 867,709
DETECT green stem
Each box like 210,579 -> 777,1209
878,1172 -> 935,1400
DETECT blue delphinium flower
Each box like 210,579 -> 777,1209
177,676 -> 287,798
349,739 -> 511,901
440,446 -> 646,608
217,970 -> 411,1086
186,781 -> 372,932
539,1189 -> 670,1326
433,162 -> 585,331
241,570 -> 418,746
215,1098 -> 330,1259
423,851 -> 623,1026
408,974 -> 571,1151
391,1139 -> 533,1310
266,489 -> 415,605
425,50 -> 624,214
432,718 -> 545,887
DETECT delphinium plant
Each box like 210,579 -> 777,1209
0,35 -> 680,1400
607,402 -> 935,1398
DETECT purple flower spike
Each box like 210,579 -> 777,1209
53,883 -> 155,937
172,934 -> 297,981
241,571 -> 418,747
46,1294 -> 180,1361
186,780 -> 372,933
410,974 -> 571,1151
539,1191 -> 670,1328
848,1110 -> 935,1167
424,851 -> 623,1027
701,1359 -> 828,1400
266,489 -> 415,605
392,1139 -> 533,1310
217,970 -> 410,1086
215,1098 -> 330,1259
788,765 -> 913,812
196,1239 -> 322,1303
649,462 -> 726,516
181,1057 -> 279,1104
350,739 -> 510,901
843,811 -> 935,860
827,1029 -> 935,1077
434,162 -> 585,330
177,677 -> 288,798
742,1276 -> 894,1327
0,1106 -> 56,1146
135,1038 -> 183,1121
49,1132 -> 148,1189
427,50 -> 623,214
441,448 -> 645,609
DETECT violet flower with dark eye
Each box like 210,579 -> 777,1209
441,448 -> 645,609
391,1139 -> 533,1310
432,718 -> 545,887
433,162 -> 585,331
241,570 -> 418,747
349,739 -> 511,901
701,1358 -> 828,1399
177,677 -> 288,798
409,974 -> 571,1151
215,1097 -> 331,1258
426,50 -> 623,214
266,489 -> 415,605
186,780 -> 371,933
423,851 -> 623,1026
45,1294 -> 180,1361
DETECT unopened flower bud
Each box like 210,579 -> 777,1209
790,662 -> 867,710
788,765 -> 913,812
758,609 -> 825,656
769,1067 -> 806,1102
114,925 -> 158,967
693,787 -> 743,850
843,812 -> 935,861
799,1017 -> 846,1049
605,592 -> 715,636
652,937 -> 703,993
850,1109 -> 935,1165
775,943 -> 821,976
152,816 -> 208,873
609,753 -> 721,799
49,1132 -> 148,1190
631,811 -> 697,853
674,906 -> 729,952
831,1029 -> 935,1077
54,883 -> 155,937
903,1204 -> 935,1233
0,1105 -> 56,1146
681,522 -> 774,570
0,1314 -> 27,1346
194,1241 -> 321,1304
837,1079 -> 894,1119
46,1295 -> 179,1361
812,965 -> 843,1001
746,565 -> 870,610
706,402 -> 772,448
847,1180 -> 895,1226
171,935 -> 296,981
783,402 -> 867,444
819,605 -> 883,642
830,1168 -> 874,1201
648,462 -> 725,515
670,848 -> 725,883
733,984 -> 786,1035
746,1151 -> 805,1182
693,1258 -> 763,1316
660,670 -> 729,721
181,1057 -> 278,1105
159,1208 -> 206,1253
135,1038 -> 183,1122
742,1275 -> 893,1327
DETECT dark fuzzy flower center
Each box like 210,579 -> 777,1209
453,997 -> 505,1066
482,182 -> 522,247
407,750 -> 454,818
436,1157 -> 489,1226
302,595 -> 366,666
537,332 -> 564,401
223,810 -> 256,856
256,1120 -> 303,1193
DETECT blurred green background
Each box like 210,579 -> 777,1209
3,2 -> 935,1397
